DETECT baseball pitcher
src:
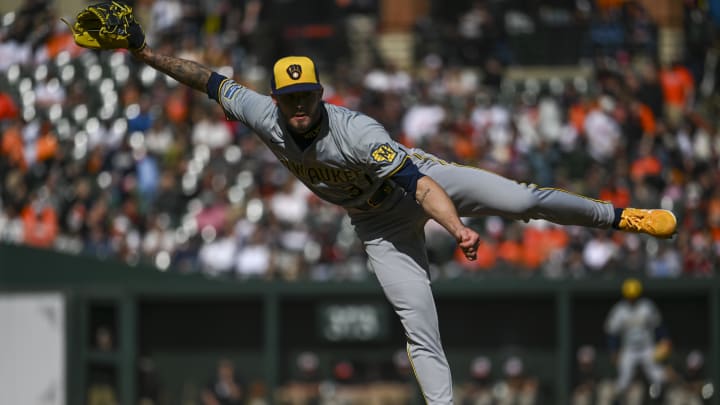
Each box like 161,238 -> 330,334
62,4 -> 678,403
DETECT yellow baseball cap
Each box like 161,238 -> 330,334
622,278 -> 643,299
270,56 -> 322,95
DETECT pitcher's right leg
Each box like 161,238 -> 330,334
421,162 -> 616,227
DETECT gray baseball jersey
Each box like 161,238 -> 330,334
218,79 -> 407,208
217,79 -> 617,404
605,299 -> 665,392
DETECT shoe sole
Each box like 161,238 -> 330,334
656,210 -> 677,239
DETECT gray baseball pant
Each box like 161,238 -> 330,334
349,153 -> 616,404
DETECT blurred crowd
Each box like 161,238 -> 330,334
570,344 -> 713,405
168,347 -> 713,405
274,351 -> 542,405
1,0 -> 719,281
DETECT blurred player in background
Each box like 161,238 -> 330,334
201,358 -> 246,405
605,278 -> 671,405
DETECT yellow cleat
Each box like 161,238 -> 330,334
618,208 -> 677,239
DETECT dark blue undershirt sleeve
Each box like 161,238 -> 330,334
206,72 -> 227,101
655,325 -> 669,341
391,159 -> 425,196
607,334 -> 620,352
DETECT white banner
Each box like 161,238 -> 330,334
0,292 -> 66,405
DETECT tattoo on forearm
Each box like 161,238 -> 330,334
417,188 -> 431,204
145,53 -> 211,93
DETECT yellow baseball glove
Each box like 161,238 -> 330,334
653,339 -> 672,362
61,1 -> 145,50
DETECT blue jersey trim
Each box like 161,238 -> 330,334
391,160 -> 425,196
206,72 -> 227,101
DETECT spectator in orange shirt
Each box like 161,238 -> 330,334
1,120 -> 26,171
21,194 -> 59,248
545,225 -> 569,252
599,179 -> 631,209
0,91 -> 19,121
659,61 -> 695,126
35,121 -> 58,163
521,225 -> 546,270
45,29 -> 84,59
629,99 -> 656,136
708,189 -> 720,243
568,95 -> 592,134
497,229 -> 523,270
630,140 -> 662,185
165,87 -> 190,124
521,223 -> 570,271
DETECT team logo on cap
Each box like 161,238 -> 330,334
287,64 -> 302,80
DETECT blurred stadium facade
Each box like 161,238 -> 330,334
1,0 -> 720,404
2,244 -> 719,405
